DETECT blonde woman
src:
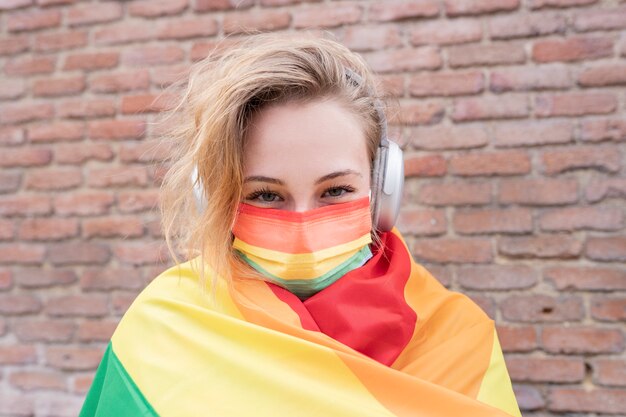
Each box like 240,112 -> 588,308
79,33 -> 521,417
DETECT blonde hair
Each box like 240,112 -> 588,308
156,32 -> 396,307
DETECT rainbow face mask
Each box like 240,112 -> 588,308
232,197 -> 373,300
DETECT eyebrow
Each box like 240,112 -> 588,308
244,169 -> 362,186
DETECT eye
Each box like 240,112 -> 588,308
322,184 -> 355,199
246,187 -> 283,203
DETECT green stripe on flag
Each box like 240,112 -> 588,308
79,341 -> 159,417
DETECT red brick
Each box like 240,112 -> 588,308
410,18 -> 482,46
77,320 -> 118,342
91,70 -> 150,93
112,293 -> 138,315
468,294 -> 496,318
578,64 -> 626,87
13,319 -> 75,342
4,55 -> 55,75
581,117 -> 626,143
118,190 -> 160,213
449,43 -> 525,67
549,388 -> 626,414
0,195 -> 52,217
542,326 -> 624,354
80,267 -> 144,291
47,242 -> 111,265
454,208 -> 532,234
129,0 -> 187,17
14,267 -> 77,288
502,294 -> 584,322
586,236 -> 626,262
9,371 -> 66,391
0,244 -> 46,264
488,12 -> 566,39
422,264 -> 453,287
151,64 -> 191,88
27,121 -> 83,144
157,16 -> 218,40
33,75 -> 86,97
86,166 -> 149,188
55,143 -> 114,165
492,120 -> 572,147
410,124 -> 488,150
412,238 -> 492,263
25,167 -> 82,191
490,64 -> 570,92
394,101 -> 445,125
369,0 -> 439,21
586,177 -> 626,203
122,45 -> 185,67
403,155 -> 446,178
82,217 -> 144,239
532,36 -> 613,62
0,270 -> 12,290
0,345 -> 37,365
450,150 -> 530,176
458,265 -> 537,290
0,392 -> 34,415
592,359 -> 626,386
193,0 -> 253,11
64,52 -> 119,71
540,206 -> 623,232
592,297 -> 626,322
45,295 -> 108,317
223,9 -> 290,34
54,193 -> 114,216
342,24 -> 402,52
530,0 -> 598,8
0,294 -> 42,315
498,235 -> 583,258
0,147 -> 52,168
189,37 -> 244,61
57,98 -> 116,119
513,385 -> 544,411
121,93 -> 178,114
396,208 -> 446,236
293,4 -> 361,29
417,181 -> 491,205
452,95 -> 529,121
0,126 -> 25,146
0,172 -> 20,194
542,146 -> 621,175
365,47 -> 442,73
6,9 -> 61,32
500,177 -> 579,205
73,375 -> 94,395
496,325 -> 538,352
507,356 -> 584,382
0,102 -> 54,125
409,71 -> 484,97
19,218 -> 79,240
46,346 -> 104,371
0,35 -> 30,55
0,220 -> 15,240
445,0 -> 519,16
0,0 -> 33,10
113,242 -> 170,266
0,78 -> 26,99
545,266 -> 626,291
119,141 -> 173,164
536,92 -> 617,117
34,30 -> 87,52
66,2 -> 122,26
94,22 -> 156,45
573,6 -> 626,31
88,120 -> 146,141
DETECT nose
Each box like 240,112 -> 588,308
291,197 -> 317,213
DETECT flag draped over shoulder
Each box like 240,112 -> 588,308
79,228 -> 522,417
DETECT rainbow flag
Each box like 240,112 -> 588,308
79,228 -> 522,417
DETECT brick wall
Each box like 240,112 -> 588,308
0,0 -> 625,415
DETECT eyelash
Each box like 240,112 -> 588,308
245,184 -> 356,202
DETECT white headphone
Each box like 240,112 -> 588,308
191,68 -> 404,232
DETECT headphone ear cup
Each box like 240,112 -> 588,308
370,145 -> 386,232
374,140 -> 404,232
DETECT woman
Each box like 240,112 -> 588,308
79,33 -> 522,417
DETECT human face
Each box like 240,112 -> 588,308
242,98 -> 371,212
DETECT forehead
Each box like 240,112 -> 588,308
243,98 -> 370,178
